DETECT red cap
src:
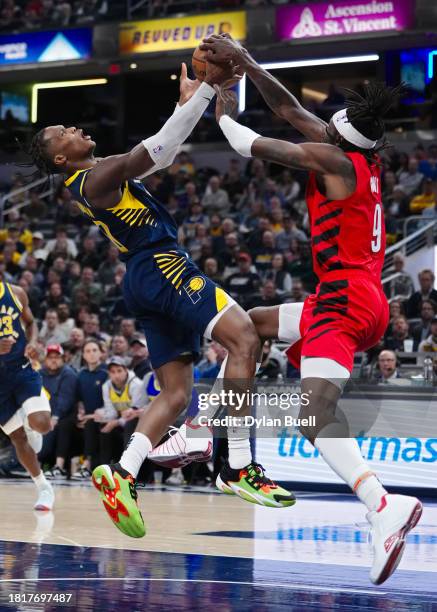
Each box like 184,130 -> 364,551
46,344 -> 64,356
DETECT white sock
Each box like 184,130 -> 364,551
228,430 -> 252,469
32,471 -> 50,490
314,427 -> 386,511
120,432 -> 152,478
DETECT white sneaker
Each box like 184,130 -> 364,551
24,419 -> 42,454
165,468 -> 185,486
34,484 -> 55,512
149,422 -> 213,468
367,493 -> 423,585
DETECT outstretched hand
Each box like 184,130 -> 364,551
178,62 -> 201,106
200,33 -> 249,66
214,83 -> 239,122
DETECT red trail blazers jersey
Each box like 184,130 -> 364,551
307,152 -> 385,283
286,152 -> 389,372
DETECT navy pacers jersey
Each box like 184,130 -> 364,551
65,168 -> 178,260
0,282 -> 26,366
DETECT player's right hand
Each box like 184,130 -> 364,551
0,337 -> 16,355
200,33 -> 248,66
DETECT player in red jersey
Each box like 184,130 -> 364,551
197,33 -> 423,585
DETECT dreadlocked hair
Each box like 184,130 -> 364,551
340,82 -> 406,163
15,128 -> 61,190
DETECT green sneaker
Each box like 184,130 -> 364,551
216,461 -> 296,508
92,463 -> 145,538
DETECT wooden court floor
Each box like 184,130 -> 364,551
0,480 -> 435,611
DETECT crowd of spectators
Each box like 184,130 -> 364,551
0,138 -> 436,484
0,0 -> 292,31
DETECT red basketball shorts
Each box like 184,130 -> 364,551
285,271 -> 389,373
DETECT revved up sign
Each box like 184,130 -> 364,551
276,0 -> 415,41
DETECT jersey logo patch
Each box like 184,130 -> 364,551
184,276 -> 206,304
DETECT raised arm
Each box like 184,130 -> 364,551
200,34 -> 327,142
214,86 -> 355,199
85,62 -> 236,209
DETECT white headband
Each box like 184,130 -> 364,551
332,109 -> 377,150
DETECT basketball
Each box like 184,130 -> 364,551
192,46 -> 207,81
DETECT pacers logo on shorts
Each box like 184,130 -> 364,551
184,276 -> 206,304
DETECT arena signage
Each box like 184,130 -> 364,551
276,0 -> 415,41
0,28 -> 92,66
119,11 -> 246,55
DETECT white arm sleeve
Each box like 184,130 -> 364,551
138,103 -> 182,178
218,114 -> 261,157
140,82 -> 215,177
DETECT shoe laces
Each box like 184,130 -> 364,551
128,477 -> 138,502
245,463 -> 277,491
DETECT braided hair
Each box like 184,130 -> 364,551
340,81 -> 406,161
28,128 -> 61,176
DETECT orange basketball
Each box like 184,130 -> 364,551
192,46 -> 207,81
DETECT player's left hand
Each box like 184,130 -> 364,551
200,33 -> 248,67
178,62 -> 201,106
24,343 -> 39,361
214,84 -> 239,122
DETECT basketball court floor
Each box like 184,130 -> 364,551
0,480 -> 435,610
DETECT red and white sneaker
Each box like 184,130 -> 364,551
367,493 -> 423,585
148,422 -> 213,468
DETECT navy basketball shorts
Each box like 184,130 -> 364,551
123,247 -> 236,369
0,362 -> 50,435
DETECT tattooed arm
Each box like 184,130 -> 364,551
200,34 -> 327,142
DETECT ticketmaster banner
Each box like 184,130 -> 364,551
276,0 -> 415,41
254,386 -> 436,488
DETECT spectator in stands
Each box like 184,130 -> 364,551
277,169 -> 300,205
222,158 -> 246,203
110,334 -> 130,361
198,341 -> 227,379
409,178 -> 436,214
77,236 -> 100,270
412,300 -> 437,350
97,245 -> 120,287
202,176 -> 230,215
398,158 -> 424,197
385,299 -> 404,337
72,266 -> 104,309
253,230 -> 275,274
68,327 -> 85,371
120,318 -> 137,343
257,340 -> 284,379
57,302 -> 75,340
203,257 -> 223,285
384,316 -> 413,351
406,269 -> 437,317
385,253 -> 414,299
129,337 -> 151,380
418,317 -> 437,354
39,309 -> 69,344
418,145 -> 437,181
225,252 -> 260,308
94,356 -> 147,464
288,278 -> 308,303
44,281 -> 69,313
250,279 -> 282,308
46,226 -> 78,259
23,190 -> 48,219
39,344 -> 78,470
275,213 -> 307,251
375,350 -> 402,383
266,253 -> 292,296
69,339 -> 109,479
83,313 -> 109,343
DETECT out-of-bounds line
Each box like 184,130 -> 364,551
0,577 -> 385,596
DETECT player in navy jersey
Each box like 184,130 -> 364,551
197,33 -> 423,585
0,281 -> 54,511
28,63 -> 295,537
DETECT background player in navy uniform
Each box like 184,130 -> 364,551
0,281 -> 54,511
28,62 -> 294,537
